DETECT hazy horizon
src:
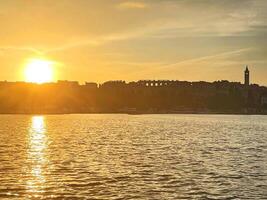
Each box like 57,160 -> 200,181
1,0 -> 267,84
0,75 -> 263,86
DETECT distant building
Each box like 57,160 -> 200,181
57,80 -> 79,87
85,82 -> 98,89
100,81 -> 126,88
261,95 -> 267,106
244,66 -> 250,86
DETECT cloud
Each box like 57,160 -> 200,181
43,28 -> 155,54
117,1 -> 147,10
163,48 -> 254,68
137,48 -> 255,75
0,46 -> 43,55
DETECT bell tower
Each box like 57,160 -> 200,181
244,66 -> 250,86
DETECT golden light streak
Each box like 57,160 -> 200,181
26,116 -> 47,197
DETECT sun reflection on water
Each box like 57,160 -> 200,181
26,116 -> 47,197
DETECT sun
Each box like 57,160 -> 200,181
24,59 -> 54,84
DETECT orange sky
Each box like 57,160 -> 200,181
0,0 -> 267,85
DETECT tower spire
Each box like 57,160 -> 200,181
244,65 -> 250,86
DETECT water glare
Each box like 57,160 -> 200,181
0,114 -> 266,199
26,116 -> 47,198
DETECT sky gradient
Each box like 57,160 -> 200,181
0,0 -> 267,85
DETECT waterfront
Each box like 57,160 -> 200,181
0,114 -> 266,199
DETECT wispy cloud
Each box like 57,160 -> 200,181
132,48 -> 254,76
0,32 -> 142,55
159,48 -> 254,69
0,46 -> 43,55
44,29 -> 151,54
117,1 -> 147,10
43,40 -> 101,54
122,48 -> 256,81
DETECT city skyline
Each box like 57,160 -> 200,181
0,0 -> 267,84
0,65 -> 259,86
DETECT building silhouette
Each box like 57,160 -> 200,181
245,66 -> 250,86
0,66 -> 267,114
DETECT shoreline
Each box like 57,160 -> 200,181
0,111 -> 266,115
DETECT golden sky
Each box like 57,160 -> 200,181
0,0 -> 267,84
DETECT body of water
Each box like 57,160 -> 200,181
0,114 -> 266,199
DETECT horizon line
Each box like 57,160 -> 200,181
0,79 -> 263,86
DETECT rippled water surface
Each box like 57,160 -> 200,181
0,114 -> 266,199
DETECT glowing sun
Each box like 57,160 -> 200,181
24,59 -> 54,84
